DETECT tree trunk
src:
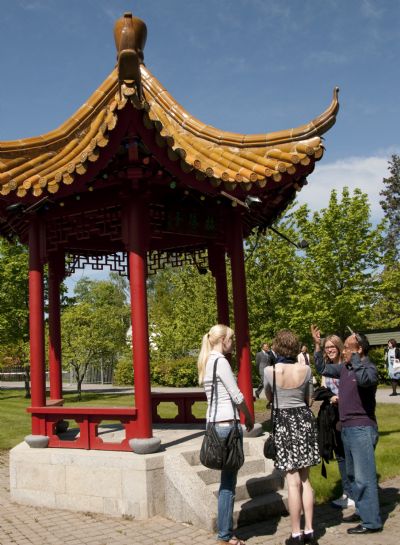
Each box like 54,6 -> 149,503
77,377 -> 83,401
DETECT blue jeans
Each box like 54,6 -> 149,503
341,426 -> 382,529
336,455 -> 352,498
215,423 -> 242,541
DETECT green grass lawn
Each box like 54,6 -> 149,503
1,388 -> 399,505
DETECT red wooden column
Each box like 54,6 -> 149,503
208,243 -> 230,325
126,192 -> 152,438
29,216 -> 46,432
228,209 -> 254,419
48,252 -> 64,401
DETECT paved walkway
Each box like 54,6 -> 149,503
0,448 -> 398,545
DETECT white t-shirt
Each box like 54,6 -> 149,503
203,351 -> 244,422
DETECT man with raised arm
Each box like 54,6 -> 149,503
311,325 -> 382,535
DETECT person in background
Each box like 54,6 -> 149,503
384,338 -> 400,396
198,324 -> 254,545
310,329 -> 354,509
297,345 -> 310,366
264,330 -> 320,545
255,342 -> 273,399
313,326 -> 382,535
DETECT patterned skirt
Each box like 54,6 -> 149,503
273,406 -> 320,472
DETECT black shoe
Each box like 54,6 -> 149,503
343,513 -> 361,523
389,392 -> 398,396
303,532 -> 318,544
347,524 -> 382,534
255,391 -> 260,399
285,536 -> 304,545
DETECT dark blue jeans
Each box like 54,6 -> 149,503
336,455 -> 352,498
215,423 -> 242,541
341,425 -> 382,529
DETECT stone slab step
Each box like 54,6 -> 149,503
209,472 -> 284,501
234,490 -> 289,527
182,440 -> 251,467
195,456 -> 266,485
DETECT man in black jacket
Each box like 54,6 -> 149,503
255,343 -> 272,399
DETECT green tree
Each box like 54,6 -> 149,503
371,263 -> 400,329
148,265 -> 217,360
380,154 -> 400,257
0,239 -> 29,346
245,214 -> 302,349
292,187 -> 384,339
61,276 -> 130,398
372,155 -> 400,327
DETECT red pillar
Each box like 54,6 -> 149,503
48,253 -> 64,401
29,216 -> 46,431
126,193 -> 152,438
208,244 -> 230,325
228,210 -> 254,420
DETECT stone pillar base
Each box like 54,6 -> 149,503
129,437 -> 161,454
242,422 -> 263,438
24,435 -> 49,448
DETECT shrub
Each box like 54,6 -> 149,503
150,356 -> 198,387
369,347 -> 388,385
113,353 -> 134,385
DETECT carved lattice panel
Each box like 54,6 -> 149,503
65,248 -> 209,277
47,206 -> 122,252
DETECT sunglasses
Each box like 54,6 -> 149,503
346,326 -> 363,345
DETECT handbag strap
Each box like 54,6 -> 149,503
209,357 -> 239,425
270,362 -> 278,431
209,357 -> 219,423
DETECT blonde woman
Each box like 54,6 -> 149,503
198,324 -> 254,545
264,330 -> 320,545
311,326 -> 354,510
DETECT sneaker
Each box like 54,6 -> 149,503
343,512 -> 361,523
331,494 -> 355,509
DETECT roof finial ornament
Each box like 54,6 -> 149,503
114,12 -> 147,101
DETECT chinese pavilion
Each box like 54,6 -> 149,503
0,13 -> 338,453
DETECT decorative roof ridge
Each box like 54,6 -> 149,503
0,71 -> 119,155
141,65 -> 339,149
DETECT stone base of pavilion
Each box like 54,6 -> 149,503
9,424 -> 287,530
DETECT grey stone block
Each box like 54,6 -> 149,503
24,435 -> 49,448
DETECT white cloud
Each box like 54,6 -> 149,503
305,50 -> 350,66
361,0 -> 384,20
297,154 -> 395,224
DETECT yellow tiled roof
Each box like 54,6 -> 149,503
0,64 -> 339,199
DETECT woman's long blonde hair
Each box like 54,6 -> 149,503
197,324 -> 234,385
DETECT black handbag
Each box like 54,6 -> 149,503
264,362 -> 277,460
200,358 -> 244,471
200,421 -> 226,470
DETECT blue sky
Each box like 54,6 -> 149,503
1,0 -> 399,228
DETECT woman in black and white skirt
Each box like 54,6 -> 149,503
264,330 -> 320,545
